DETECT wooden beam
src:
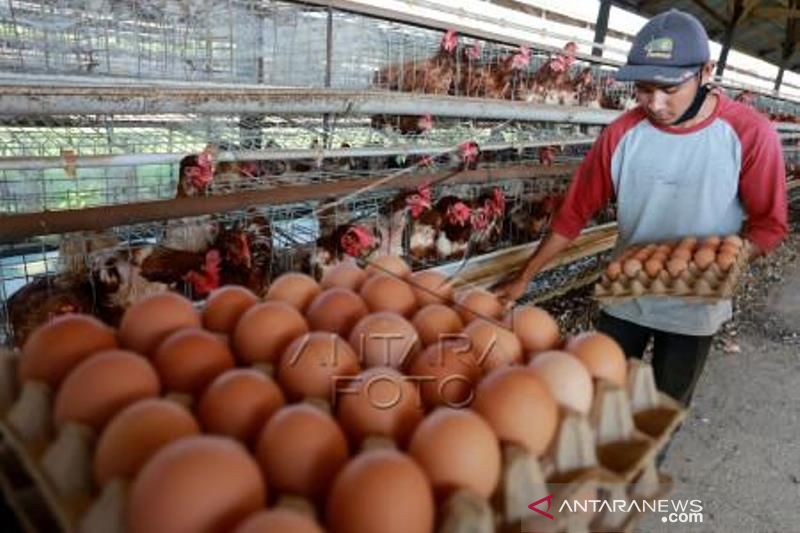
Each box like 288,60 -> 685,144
752,6 -> 800,20
690,0 -> 730,27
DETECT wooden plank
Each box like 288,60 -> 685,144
431,222 -> 619,289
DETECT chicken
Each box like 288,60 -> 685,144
89,215 -> 266,324
6,274 -> 95,347
461,46 -> 531,99
574,67 -> 602,108
470,188 -> 506,253
390,183 -> 436,262
58,230 -> 120,276
176,150 -> 214,198
457,43 -> 483,97
370,114 -> 434,136
518,42 -> 578,105
539,145 -> 560,166
311,223 -> 382,280
600,79 -> 638,110
170,149 -> 221,252
374,29 -> 459,94
434,196 -> 472,260
508,193 -> 564,243
371,29 -> 458,136
214,213 -> 273,296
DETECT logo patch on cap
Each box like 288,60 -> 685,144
645,37 -> 673,59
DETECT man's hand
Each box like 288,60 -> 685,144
492,273 -> 530,306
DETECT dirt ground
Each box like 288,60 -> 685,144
639,212 -> 800,532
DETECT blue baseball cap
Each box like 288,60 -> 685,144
615,9 -> 710,85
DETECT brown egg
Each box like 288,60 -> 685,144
464,319 -> 523,371
20,314 -> 117,387
119,292 -> 201,356
564,332 -> 627,386
716,251 -> 736,271
504,305 -> 561,355
693,247 -> 716,270
234,509 -> 324,533
256,404 -> 348,501
152,328 -> 235,395
365,255 -> 411,278
670,247 -> 692,261
320,261 -> 368,291
700,235 -> 721,249
266,273 -> 321,312
306,288 -> 369,337
54,349 -> 160,430
471,366 -> 558,456
198,369 -> 285,445
605,261 -> 622,281
406,341 -> 481,409
622,258 -> 642,278
94,399 -> 199,486
202,286 -> 259,335
666,258 -> 688,278
408,271 -> 454,307
677,237 -> 697,251
528,351 -> 594,414
644,258 -> 664,278
650,251 -> 668,263
127,436 -> 265,533
633,245 -> 654,262
233,302 -> 309,365
723,234 -> 743,249
719,242 -> 741,256
454,288 -> 504,324
327,449 -> 434,533
278,332 -> 360,401
655,243 -> 673,254
412,304 -> 464,347
349,312 -> 420,369
360,274 -> 417,317
408,407 -> 500,498
336,367 -> 424,447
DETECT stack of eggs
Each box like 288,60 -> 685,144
13,255 -> 630,533
596,234 -> 747,299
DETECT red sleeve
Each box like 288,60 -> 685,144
550,111 -> 643,238
730,112 -> 788,254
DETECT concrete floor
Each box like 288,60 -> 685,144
640,268 -> 800,532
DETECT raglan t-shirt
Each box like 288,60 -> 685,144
551,92 -> 789,336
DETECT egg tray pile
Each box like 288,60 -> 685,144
0,257 -> 686,533
593,235 -> 750,304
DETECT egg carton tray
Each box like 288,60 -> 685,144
0,344 -> 685,533
593,240 -> 751,304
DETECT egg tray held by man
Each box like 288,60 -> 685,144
593,235 -> 750,303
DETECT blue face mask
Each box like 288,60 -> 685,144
671,70 -> 711,125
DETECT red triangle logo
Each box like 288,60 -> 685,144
528,494 -> 555,520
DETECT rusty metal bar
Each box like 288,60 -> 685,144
0,163 -> 579,244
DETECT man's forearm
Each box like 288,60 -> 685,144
519,231 -> 574,281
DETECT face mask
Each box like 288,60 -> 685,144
671,71 -> 711,126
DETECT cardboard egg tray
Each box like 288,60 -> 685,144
0,346 -> 684,533
593,239 -> 751,304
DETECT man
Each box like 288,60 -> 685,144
495,9 -> 788,406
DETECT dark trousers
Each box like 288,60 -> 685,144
596,312 -> 714,407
